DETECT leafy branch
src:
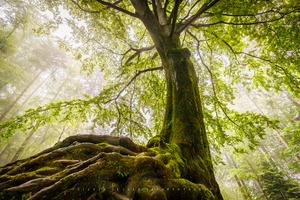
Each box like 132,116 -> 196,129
105,66 -> 163,104
188,30 -> 239,128
192,8 -> 300,27
205,30 -> 300,91
0,66 -> 163,140
0,96 -> 102,140
239,52 -> 300,90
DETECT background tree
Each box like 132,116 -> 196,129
259,161 -> 300,200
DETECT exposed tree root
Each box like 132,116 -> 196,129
0,134 -> 216,199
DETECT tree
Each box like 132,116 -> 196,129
1,0 -> 300,199
259,161 -> 300,200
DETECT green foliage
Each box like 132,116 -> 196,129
282,121 -> 300,171
206,107 -> 279,153
0,96 -> 104,140
259,162 -> 300,200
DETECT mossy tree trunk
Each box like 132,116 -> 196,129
131,1 -> 222,199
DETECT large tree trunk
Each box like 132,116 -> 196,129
134,3 -> 222,197
151,37 -> 222,197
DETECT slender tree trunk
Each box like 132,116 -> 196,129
244,159 -> 269,200
225,154 -> 252,200
57,126 -> 66,143
11,68 -> 58,116
0,25 -> 18,51
10,129 -> 35,162
0,141 -> 11,164
233,174 -> 248,200
9,77 -> 67,162
0,70 -> 43,122
0,133 -> 19,165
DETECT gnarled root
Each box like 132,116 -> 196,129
0,134 -> 215,200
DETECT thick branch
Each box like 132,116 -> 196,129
177,0 -> 220,33
70,0 -> 100,13
151,0 -> 159,20
164,0 -> 169,15
170,0 -> 182,37
96,0 -> 138,18
123,45 -> 155,65
156,0 -> 168,25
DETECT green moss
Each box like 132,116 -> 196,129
34,166 -> 58,175
160,179 -> 216,200
21,192 -> 32,199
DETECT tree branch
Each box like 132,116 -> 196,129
123,45 -> 155,66
177,0 -> 220,33
156,0 -> 168,25
96,0 -> 138,18
70,0 -> 101,13
203,30 -> 300,89
236,52 -> 300,89
164,0 -> 169,14
206,7 -> 300,17
151,0 -> 159,20
105,67 -> 163,104
192,8 -> 299,27
188,30 -> 239,127
179,0 -> 202,24
170,0 -> 182,37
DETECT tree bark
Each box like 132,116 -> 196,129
130,1 -> 222,198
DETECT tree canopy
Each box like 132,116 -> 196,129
2,0 -> 298,150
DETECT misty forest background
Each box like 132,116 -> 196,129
0,0 -> 299,199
